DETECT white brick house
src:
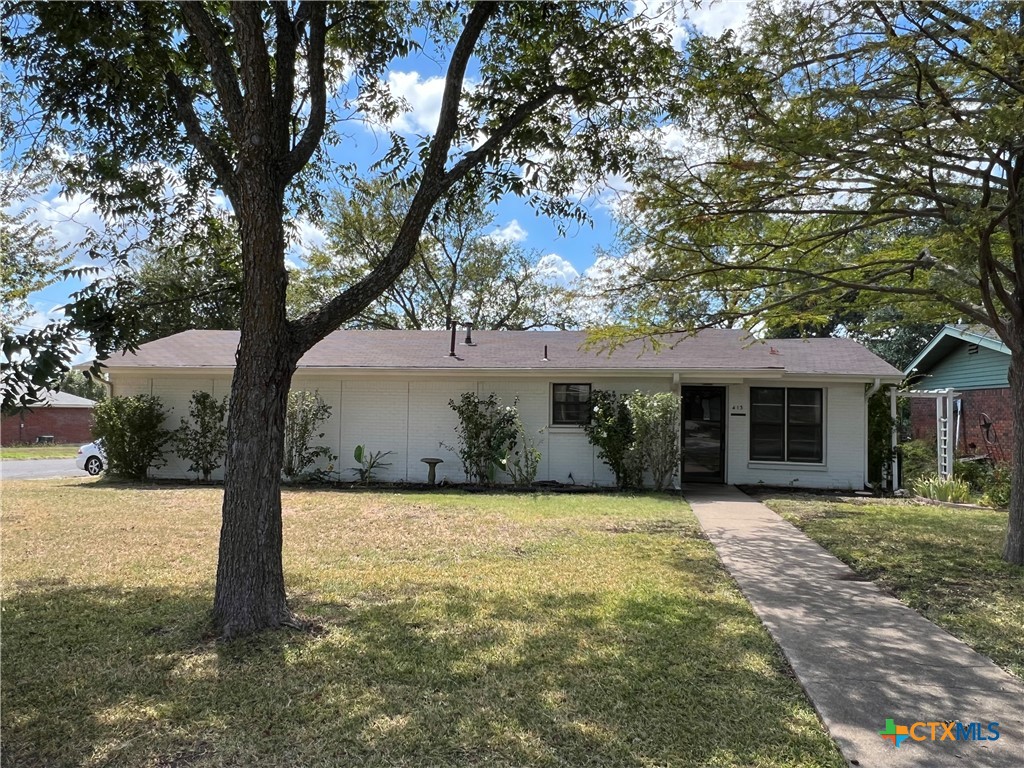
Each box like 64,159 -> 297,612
96,328 -> 902,489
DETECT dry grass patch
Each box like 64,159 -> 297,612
3,479 -> 844,767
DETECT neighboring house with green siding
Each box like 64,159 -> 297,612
904,324 -> 1013,461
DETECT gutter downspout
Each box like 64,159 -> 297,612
864,378 -> 881,488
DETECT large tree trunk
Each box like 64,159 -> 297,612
1003,347 -> 1024,565
213,175 -> 298,637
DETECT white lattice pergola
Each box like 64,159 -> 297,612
899,388 -> 961,482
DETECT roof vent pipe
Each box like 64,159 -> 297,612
463,322 -> 476,346
542,345 -> 549,362
449,324 -> 457,357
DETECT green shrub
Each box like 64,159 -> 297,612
502,413 -> 542,487
898,439 -> 937,484
953,458 -> 991,493
867,389 -> 894,485
911,474 -> 972,504
627,391 -> 680,491
351,444 -> 393,484
447,392 -> 520,484
174,391 -> 228,481
283,391 -> 335,480
92,395 -> 172,480
583,389 -> 639,489
981,464 -> 1012,509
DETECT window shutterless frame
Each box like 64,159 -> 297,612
551,383 -> 592,425
749,387 -> 823,463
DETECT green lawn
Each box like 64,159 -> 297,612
1,479 -> 843,768
764,495 -> 1024,679
0,443 -> 81,460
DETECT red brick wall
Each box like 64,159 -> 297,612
1,408 -> 94,446
909,388 -> 1015,462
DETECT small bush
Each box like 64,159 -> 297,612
92,395 -> 172,480
867,390 -> 894,486
981,464 -> 1012,509
583,390 -> 638,489
448,393 -> 520,484
174,391 -> 228,481
628,391 -> 680,491
502,414 -> 542,487
283,391 -> 335,480
953,458 -> 991,493
898,439 -> 937,484
911,474 -> 972,504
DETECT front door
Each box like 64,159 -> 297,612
681,386 -> 726,482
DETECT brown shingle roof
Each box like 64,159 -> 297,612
99,329 -> 902,378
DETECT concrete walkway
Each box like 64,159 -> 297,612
686,485 -> 1024,768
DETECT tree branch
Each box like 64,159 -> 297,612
163,71 -> 238,201
281,2 -> 326,178
291,1 -> 499,349
177,1 -> 245,137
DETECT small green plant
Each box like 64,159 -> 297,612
351,444 -> 394,484
92,394 -> 172,480
953,458 -> 989,491
867,389 -> 895,486
583,389 -> 639,489
174,391 -> 228,480
283,390 -> 336,481
628,391 -> 680,491
898,439 -> 938,485
981,464 -> 1012,509
448,392 -> 520,484
911,474 -> 972,504
501,416 -> 542,487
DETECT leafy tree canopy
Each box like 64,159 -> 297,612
614,0 -> 1021,344
290,179 -> 577,330
609,0 -> 1024,563
0,169 -> 72,336
3,0 -> 685,635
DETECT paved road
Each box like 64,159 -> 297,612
1,458 -> 82,480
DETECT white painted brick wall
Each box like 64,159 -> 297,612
408,379 -> 475,483
105,371 -> 868,490
726,382 -> 866,489
340,380 -> 409,482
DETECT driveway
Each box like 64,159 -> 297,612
1,459 -> 81,480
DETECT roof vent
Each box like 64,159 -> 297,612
967,343 -> 979,355
542,345 -> 549,362
462,322 -> 476,346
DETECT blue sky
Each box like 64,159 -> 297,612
11,1 -> 751,359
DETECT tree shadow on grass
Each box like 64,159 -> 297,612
2,580 -> 842,768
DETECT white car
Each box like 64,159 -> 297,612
76,441 -> 105,476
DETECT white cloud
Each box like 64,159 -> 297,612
286,217 -> 327,268
386,70 -> 448,135
9,185 -> 101,261
633,0 -> 752,50
688,0 -> 752,39
487,219 -> 528,244
535,253 -> 580,286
